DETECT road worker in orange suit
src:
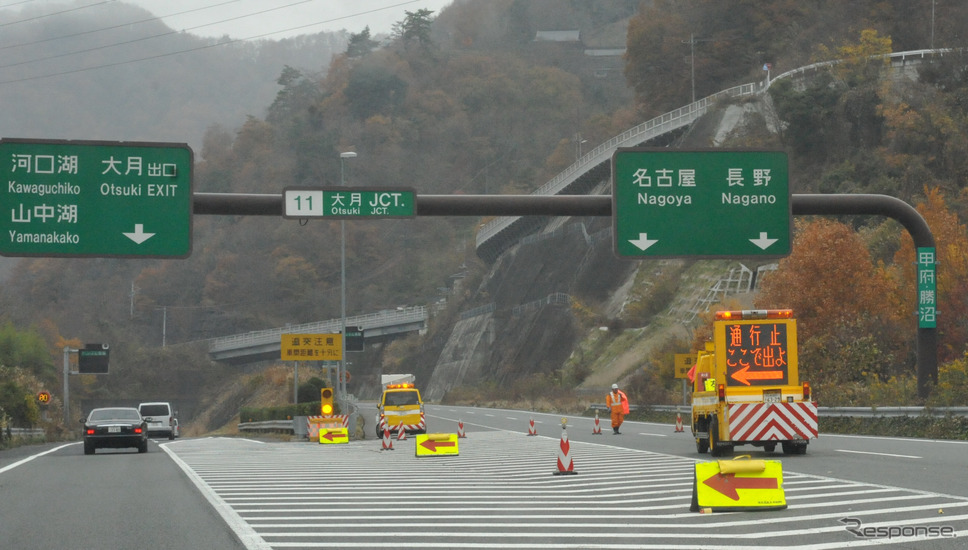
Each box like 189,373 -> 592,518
606,383 -> 629,434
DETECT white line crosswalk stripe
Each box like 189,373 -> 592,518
166,432 -> 968,549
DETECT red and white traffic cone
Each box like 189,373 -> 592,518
457,419 -> 466,438
527,417 -> 537,436
397,422 -> 407,441
675,410 -> 684,433
592,411 -> 602,435
381,424 -> 394,451
553,423 -> 577,475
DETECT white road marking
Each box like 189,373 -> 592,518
836,449 -> 922,459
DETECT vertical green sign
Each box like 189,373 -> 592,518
917,247 -> 937,329
612,149 -> 791,258
0,138 -> 193,258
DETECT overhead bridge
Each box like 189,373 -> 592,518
208,306 -> 428,365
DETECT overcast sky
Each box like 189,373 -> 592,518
20,0 -> 454,40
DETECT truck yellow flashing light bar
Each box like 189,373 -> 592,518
386,383 -> 415,389
715,309 -> 793,321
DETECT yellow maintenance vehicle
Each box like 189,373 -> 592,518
691,309 -> 818,457
375,374 -> 426,438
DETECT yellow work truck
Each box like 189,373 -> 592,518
691,309 -> 818,457
375,375 -> 426,438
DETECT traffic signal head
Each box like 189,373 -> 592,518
320,387 -> 334,415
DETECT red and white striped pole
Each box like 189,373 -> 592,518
528,417 -> 537,436
381,424 -> 393,451
457,419 -> 466,438
553,418 -> 577,475
397,421 -> 407,440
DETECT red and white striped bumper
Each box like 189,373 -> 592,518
728,402 -> 818,442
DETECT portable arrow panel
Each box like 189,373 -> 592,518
612,149 -> 791,259
318,427 -> 349,444
415,433 -> 459,457
690,457 -> 786,512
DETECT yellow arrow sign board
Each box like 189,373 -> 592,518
415,433 -> 459,457
691,459 -> 786,512
318,427 -> 349,444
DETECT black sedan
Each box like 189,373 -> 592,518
81,407 -> 149,455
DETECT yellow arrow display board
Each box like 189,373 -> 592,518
690,457 -> 786,512
415,433 -> 459,457
318,427 -> 349,444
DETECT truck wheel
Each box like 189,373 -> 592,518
695,420 -> 709,453
709,418 -> 723,457
782,441 -> 807,455
764,443 -> 776,453
709,417 -> 733,457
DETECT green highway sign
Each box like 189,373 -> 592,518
612,149 -> 791,259
283,187 -> 416,219
0,139 -> 193,258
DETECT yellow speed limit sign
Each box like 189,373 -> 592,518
37,391 -> 51,404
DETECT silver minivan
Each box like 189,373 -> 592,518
138,402 -> 175,440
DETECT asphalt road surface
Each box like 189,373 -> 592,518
1,406 -> 965,549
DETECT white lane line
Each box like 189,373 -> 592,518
0,443 -> 75,475
836,449 -> 922,459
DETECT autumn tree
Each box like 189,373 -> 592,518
755,219 -> 907,388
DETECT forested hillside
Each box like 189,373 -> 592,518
0,2 -> 346,150
4,0 -> 968,433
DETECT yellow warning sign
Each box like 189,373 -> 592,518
691,457 -> 786,512
414,433 -> 459,457
281,333 -> 342,361
674,353 -> 695,379
318,427 -> 349,444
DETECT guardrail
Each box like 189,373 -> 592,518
3,427 -> 45,437
210,305 -> 427,352
475,48 -> 951,257
592,404 -> 968,418
237,420 -> 295,433
475,82 -> 760,248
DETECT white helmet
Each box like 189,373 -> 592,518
611,383 -> 619,390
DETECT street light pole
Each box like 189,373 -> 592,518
338,151 -> 357,404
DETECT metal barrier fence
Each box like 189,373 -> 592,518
475,49 -> 951,253
209,305 -> 427,352
594,404 -> 968,418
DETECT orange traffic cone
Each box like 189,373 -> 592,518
527,417 -> 537,436
592,411 -> 602,435
397,422 -> 407,441
553,423 -> 577,475
381,425 -> 394,451
457,419 -> 466,438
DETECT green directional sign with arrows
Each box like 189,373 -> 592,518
612,148 -> 791,259
0,138 -> 193,258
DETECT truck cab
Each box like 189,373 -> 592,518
375,383 -> 426,438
